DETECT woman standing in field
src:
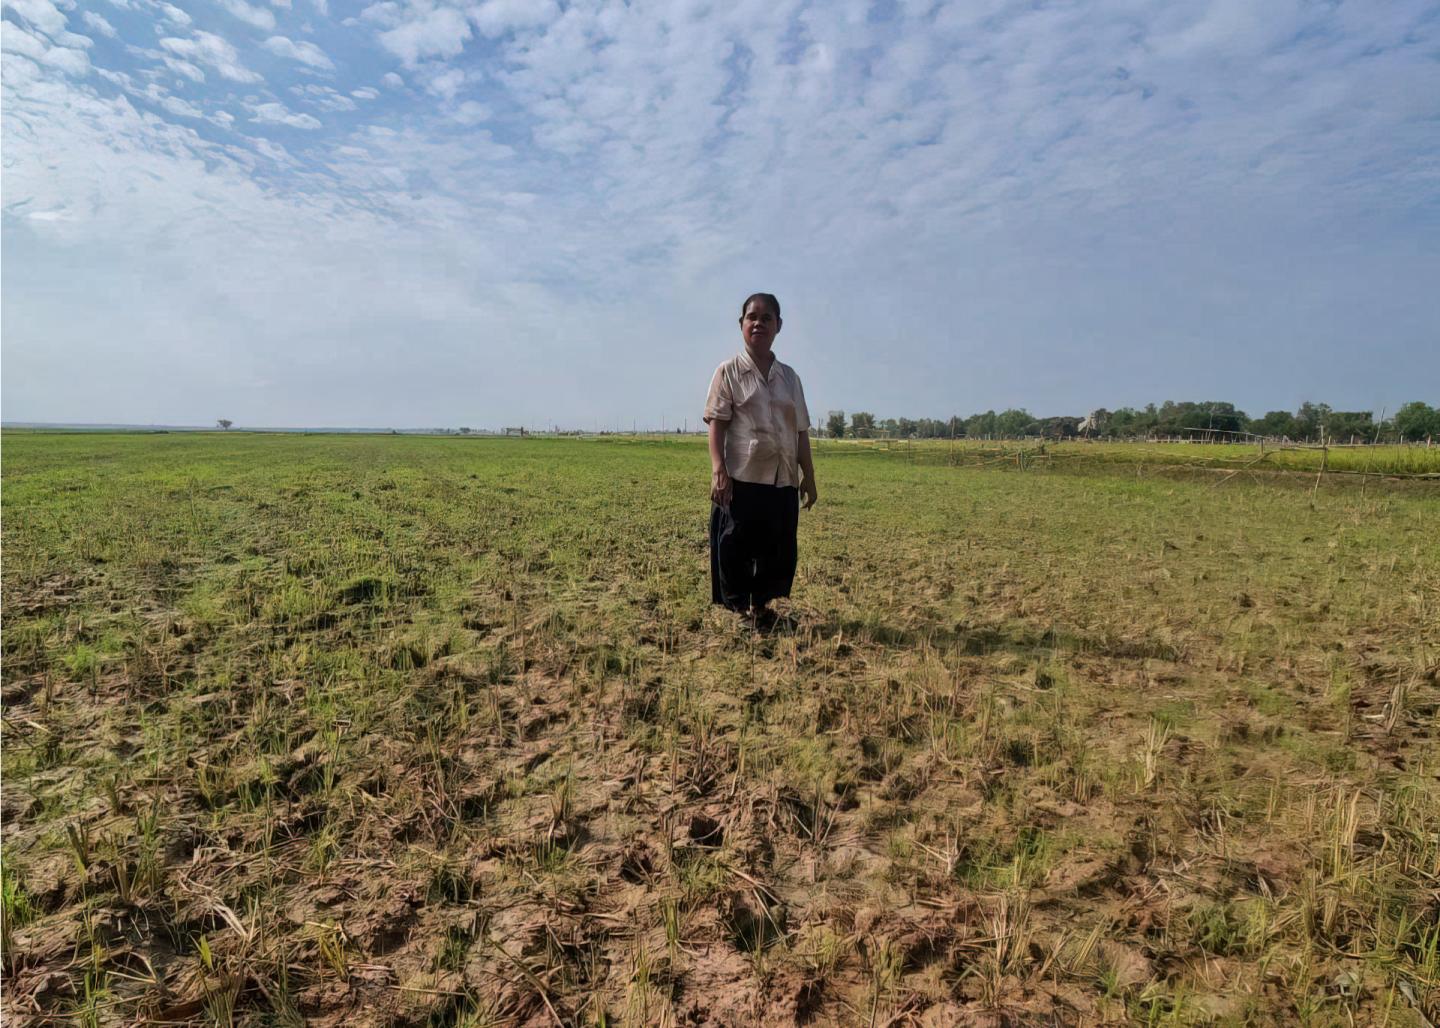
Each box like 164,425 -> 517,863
705,293 -> 818,627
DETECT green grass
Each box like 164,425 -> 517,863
818,435 -> 1440,476
2,431 -> 1437,1025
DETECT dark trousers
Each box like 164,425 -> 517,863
710,480 -> 799,611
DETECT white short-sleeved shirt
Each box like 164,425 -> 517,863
704,350 -> 811,488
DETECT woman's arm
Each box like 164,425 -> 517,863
709,419 -> 733,507
798,431 -> 817,509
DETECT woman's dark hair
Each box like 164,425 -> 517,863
739,293 -> 781,322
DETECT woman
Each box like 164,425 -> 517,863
704,293 -> 818,626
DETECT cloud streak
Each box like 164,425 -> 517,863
264,34 -> 333,69
217,0 -> 276,32
159,32 -> 262,83
249,100 -> 322,128
82,11 -> 118,38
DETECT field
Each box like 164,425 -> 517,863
2,432 -> 1437,1026
817,438 -> 1440,478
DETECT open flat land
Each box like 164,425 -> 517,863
2,433 -> 1437,1026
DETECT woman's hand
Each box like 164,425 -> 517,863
711,466 -> 733,507
797,431 -> 817,511
708,419 -> 732,507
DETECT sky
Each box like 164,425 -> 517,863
3,0 -> 1438,430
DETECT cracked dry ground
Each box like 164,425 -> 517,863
2,434 -> 1438,1026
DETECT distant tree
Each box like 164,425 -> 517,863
1394,401 -> 1440,441
965,410 -> 998,438
1155,400 -> 1183,430
1250,410 -> 1298,438
1294,402 -> 1331,441
1037,416 -> 1081,439
819,401 -> 1413,442
1106,408 -> 1135,437
1080,408 -> 1110,436
1203,402 -> 1249,434
217,419 -> 233,430
995,408 -> 1035,437
1151,401 -> 1248,436
458,426 -> 472,435
911,417 -> 953,439
1323,410 -> 1375,443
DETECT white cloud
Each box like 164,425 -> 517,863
252,136 -> 295,162
263,35 -> 334,69
164,56 -> 205,82
308,0 -> 326,12
451,99 -> 489,124
210,109 -> 235,127
94,65 -> 132,87
358,2 -> 401,28
381,71 -> 403,88
351,86 -> 379,99
419,64 -> 463,99
218,0 -> 276,31
270,0 -> 292,8
161,94 -> 202,117
468,0 -> 557,39
42,27 -> 91,51
105,0 -> 132,8
143,83 -> 203,118
4,0 -> 69,36
291,82 -> 355,110
376,5 -> 470,65
2,20 -> 47,59
249,100 -> 322,128
157,3 -> 190,26
1,51 -> 40,87
160,31 -> 261,83
4,19 -> 90,76
81,11 -> 118,38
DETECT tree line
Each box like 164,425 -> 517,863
821,400 -> 1440,443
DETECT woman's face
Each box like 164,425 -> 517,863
740,300 -> 781,355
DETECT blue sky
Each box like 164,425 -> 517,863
3,0 -> 1438,429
